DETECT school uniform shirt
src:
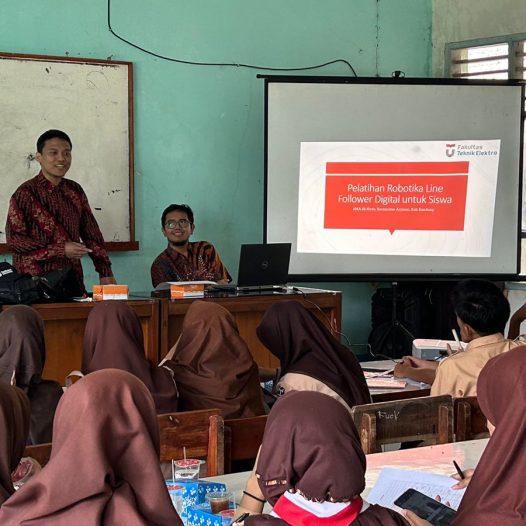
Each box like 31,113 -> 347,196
430,333 -> 521,398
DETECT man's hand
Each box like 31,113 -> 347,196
394,356 -> 438,384
508,302 -> 526,339
394,356 -> 435,377
65,241 -> 92,258
100,276 -> 117,285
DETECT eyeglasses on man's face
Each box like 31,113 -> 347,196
164,219 -> 192,229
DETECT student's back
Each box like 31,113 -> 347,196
0,369 -> 182,525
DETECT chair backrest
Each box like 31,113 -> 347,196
351,395 -> 454,454
454,396 -> 489,442
23,442 -> 52,467
157,408 -> 224,476
224,414 -> 268,473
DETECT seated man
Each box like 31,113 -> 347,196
150,203 -> 231,287
394,279 -> 521,397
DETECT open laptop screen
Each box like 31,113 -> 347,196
237,243 -> 291,287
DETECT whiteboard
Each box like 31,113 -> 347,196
0,53 -> 136,249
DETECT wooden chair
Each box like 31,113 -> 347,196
24,442 -> 52,467
224,414 -> 268,473
157,408 -> 224,476
351,395 -> 454,454
454,396 -> 489,442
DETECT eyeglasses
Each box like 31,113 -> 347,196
165,219 -> 192,229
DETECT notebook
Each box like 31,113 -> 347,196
212,243 -> 291,292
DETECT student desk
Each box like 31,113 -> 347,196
155,287 -> 342,367
205,438 -> 489,503
361,360 -> 432,402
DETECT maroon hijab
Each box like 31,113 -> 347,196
246,391 -> 408,526
0,305 -> 61,444
0,305 -> 45,387
82,301 -> 178,413
256,301 -> 370,408
0,383 -> 30,506
453,346 -> 526,525
169,301 -> 265,419
0,369 -> 183,525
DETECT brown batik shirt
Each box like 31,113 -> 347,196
6,172 -> 112,293
150,241 -> 231,287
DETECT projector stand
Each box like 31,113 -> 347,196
370,281 -> 416,360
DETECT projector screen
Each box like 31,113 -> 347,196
264,77 -> 524,280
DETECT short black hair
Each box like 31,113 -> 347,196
161,204 -> 194,227
36,130 -> 72,153
452,279 -> 510,335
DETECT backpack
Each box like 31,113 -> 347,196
0,262 -> 41,305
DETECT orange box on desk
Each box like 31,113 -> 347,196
170,284 -> 205,299
92,284 -> 129,301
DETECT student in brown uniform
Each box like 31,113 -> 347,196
0,382 -> 30,506
0,369 -> 183,525
404,345 -> 526,526
242,391 -> 409,526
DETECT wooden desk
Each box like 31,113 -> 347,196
205,438 -> 488,507
2,300 -> 160,385
158,288 -> 342,367
361,360 -> 432,402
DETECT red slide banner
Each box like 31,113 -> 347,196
324,162 -> 469,234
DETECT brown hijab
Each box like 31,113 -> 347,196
0,305 -> 45,387
0,305 -> 62,444
82,301 -> 178,413
453,346 -> 526,525
246,391 -> 408,526
0,383 -> 30,506
256,301 -> 370,408
168,301 -> 265,419
0,369 -> 183,525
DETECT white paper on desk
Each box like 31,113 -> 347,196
367,468 -> 465,511
154,280 -> 216,291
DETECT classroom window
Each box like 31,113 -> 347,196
446,35 -> 526,274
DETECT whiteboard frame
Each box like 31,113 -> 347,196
0,51 -> 138,253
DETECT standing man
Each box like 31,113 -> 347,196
150,203 -> 231,287
6,129 -> 116,295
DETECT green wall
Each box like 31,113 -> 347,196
0,0 -> 432,344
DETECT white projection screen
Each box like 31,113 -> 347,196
263,77 -> 524,280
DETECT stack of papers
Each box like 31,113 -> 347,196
364,370 -> 407,389
366,377 -> 407,389
154,280 -> 216,291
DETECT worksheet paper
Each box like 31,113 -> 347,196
367,468 -> 465,511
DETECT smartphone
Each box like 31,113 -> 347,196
394,488 -> 456,526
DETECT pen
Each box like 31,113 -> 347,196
232,512 -> 250,524
453,460 -> 465,479
452,329 -> 463,352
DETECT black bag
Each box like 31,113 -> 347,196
0,262 -> 41,305
36,266 -> 80,301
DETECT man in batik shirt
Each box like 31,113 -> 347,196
150,203 -> 231,287
6,129 -> 116,295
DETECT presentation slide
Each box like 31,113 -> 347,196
264,79 -> 523,278
298,140 -> 500,257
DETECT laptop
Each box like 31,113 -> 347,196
213,243 -> 291,292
